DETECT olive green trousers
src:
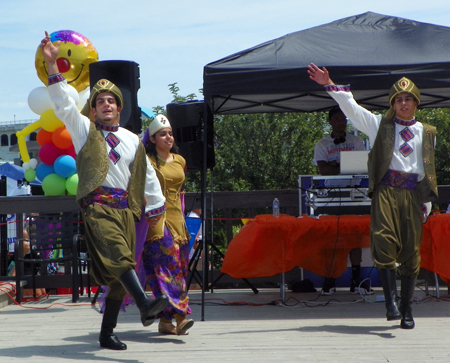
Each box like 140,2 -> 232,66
370,184 -> 423,278
82,204 -> 137,301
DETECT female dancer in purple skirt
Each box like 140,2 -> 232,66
142,114 -> 194,335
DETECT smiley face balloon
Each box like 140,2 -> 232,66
35,30 -> 98,92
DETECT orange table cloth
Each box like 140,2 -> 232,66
221,213 -> 450,281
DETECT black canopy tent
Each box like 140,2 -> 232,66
203,11 -> 450,114
196,12 -> 450,318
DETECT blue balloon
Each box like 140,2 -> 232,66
36,162 -> 55,182
54,155 -> 77,178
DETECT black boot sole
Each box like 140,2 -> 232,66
399,308 -> 415,329
99,334 -> 127,350
387,314 -> 402,321
400,319 -> 415,329
141,296 -> 169,327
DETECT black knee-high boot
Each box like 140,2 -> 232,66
120,269 -> 168,327
399,275 -> 416,329
378,269 -> 401,321
99,299 -> 127,350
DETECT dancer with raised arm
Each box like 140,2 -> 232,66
40,31 -> 168,350
308,63 -> 437,329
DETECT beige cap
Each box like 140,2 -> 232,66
386,77 -> 420,118
388,77 -> 420,106
89,79 -> 124,108
147,114 -> 172,136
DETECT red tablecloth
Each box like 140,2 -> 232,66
221,213 -> 450,280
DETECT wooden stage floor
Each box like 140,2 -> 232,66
0,285 -> 449,362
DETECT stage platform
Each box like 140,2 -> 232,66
0,287 -> 449,362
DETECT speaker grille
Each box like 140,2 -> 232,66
166,101 -> 215,171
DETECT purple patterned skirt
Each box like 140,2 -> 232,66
142,227 -> 191,321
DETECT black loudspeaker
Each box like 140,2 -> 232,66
89,60 -> 142,134
166,101 -> 215,171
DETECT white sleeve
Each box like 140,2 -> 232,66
144,156 -> 166,217
325,85 -> 382,146
47,79 -> 89,153
423,202 -> 432,216
313,140 -> 329,165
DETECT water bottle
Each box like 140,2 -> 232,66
272,198 -> 280,218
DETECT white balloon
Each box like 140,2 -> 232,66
27,87 -> 52,115
77,87 -> 90,111
29,158 -> 38,169
22,162 -> 30,170
67,84 -> 80,106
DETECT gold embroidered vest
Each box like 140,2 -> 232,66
368,117 -> 438,203
76,122 -> 147,221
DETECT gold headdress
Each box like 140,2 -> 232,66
386,77 -> 420,119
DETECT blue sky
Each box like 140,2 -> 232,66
1,0 -> 449,122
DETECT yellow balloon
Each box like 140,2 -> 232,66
40,109 -> 64,132
35,30 -> 98,92
17,120 -> 41,137
16,120 -> 41,163
17,135 -> 30,163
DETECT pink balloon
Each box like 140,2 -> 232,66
38,142 -> 66,165
66,145 -> 76,158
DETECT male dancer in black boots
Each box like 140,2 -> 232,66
41,32 -> 168,349
308,63 -> 437,329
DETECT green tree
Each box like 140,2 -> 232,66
416,108 -> 450,186
141,82 -> 199,131
211,112 -> 327,191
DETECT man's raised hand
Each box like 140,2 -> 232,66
40,31 -> 60,63
307,63 -> 334,86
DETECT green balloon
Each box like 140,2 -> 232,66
42,173 -> 66,196
24,168 -> 36,182
65,173 -> 78,195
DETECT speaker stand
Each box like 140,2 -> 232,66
187,238 -> 258,294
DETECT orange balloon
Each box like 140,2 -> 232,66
52,127 -> 73,150
36,129 -> 53,146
